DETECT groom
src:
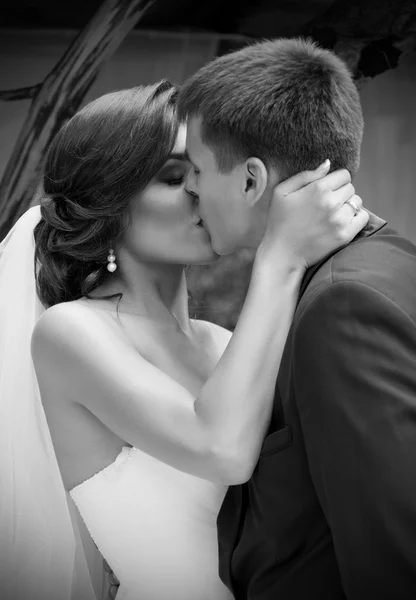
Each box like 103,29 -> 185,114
107,38 -> 416,599
175,38 -> 416,599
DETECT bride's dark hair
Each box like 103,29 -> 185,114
34,81 -> 180,308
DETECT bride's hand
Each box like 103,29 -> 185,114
260,160 -> 369,270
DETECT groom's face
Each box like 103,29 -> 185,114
185,117 -> 254,255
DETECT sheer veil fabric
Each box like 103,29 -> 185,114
0,206 -> 96,600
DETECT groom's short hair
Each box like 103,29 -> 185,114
178,37 -> 364,179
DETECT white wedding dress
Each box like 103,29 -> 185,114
70,445 -> 234,600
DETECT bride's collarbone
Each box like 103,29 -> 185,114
80,307 -> 224,391
121,317 -> 222,389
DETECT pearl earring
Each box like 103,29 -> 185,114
107,248 -> 117,273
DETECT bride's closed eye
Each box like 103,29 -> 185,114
166,176 -> 185,186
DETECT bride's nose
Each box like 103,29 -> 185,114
187,185 -> 197,195
185,170 -> 198,199
185,188 -> 199,206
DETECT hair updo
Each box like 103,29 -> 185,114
34,81 -> 180,308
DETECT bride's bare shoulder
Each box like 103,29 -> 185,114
31,300 -> 116,355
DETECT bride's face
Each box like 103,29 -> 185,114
121,125 -> 218,266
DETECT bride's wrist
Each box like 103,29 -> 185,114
255,240 -> 307,278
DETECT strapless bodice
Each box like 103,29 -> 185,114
70,446 -> 233,600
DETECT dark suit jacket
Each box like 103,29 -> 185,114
218,212 -> 416,599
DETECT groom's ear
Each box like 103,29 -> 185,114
242,158 -> 268,207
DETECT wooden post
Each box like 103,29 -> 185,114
0,0 -> 155,240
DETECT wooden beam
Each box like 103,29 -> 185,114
0,85 -> 41,101
0,0 -> 155,240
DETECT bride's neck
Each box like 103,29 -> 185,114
94,259 -> 192,333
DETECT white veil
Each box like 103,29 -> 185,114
0,206 -> 97,600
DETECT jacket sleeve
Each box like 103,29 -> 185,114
292,279 -> 416,599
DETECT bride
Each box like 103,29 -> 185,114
0,81 -> 366,600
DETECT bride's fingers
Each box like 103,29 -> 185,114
318,168 -> 352,192
334,182 -> 356,207
275,159 -> 331,197
329,187 -> 361,218
328,195 -> 367,242
340,194 -> 363,220
346,194 -> 363,215
342,197 -> 369,237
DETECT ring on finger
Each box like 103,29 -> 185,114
345,198 -> 359,216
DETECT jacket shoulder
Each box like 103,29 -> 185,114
298,228 -> 416,320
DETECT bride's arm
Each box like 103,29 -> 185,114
31,168 -> 368,484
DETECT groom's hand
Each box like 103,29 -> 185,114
103,559 -> 120,600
